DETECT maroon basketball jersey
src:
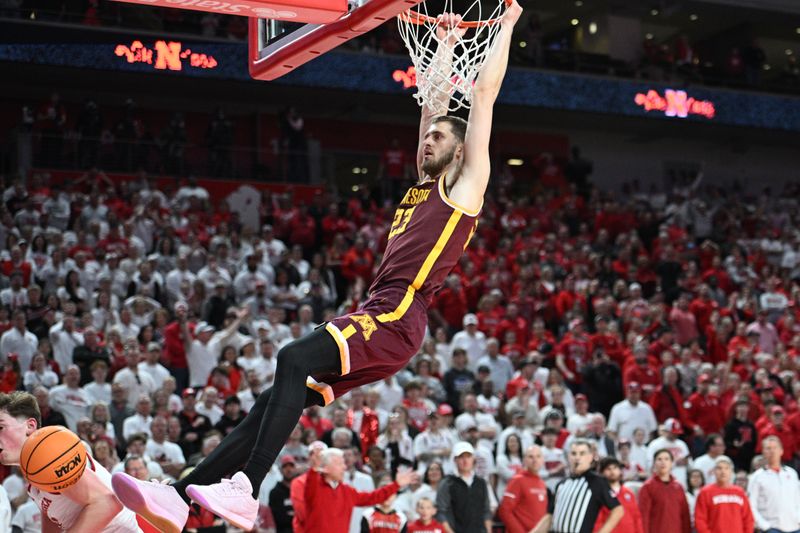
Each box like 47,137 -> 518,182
369,176 -> 479,313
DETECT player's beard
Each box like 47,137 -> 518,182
421,145 -> 456,178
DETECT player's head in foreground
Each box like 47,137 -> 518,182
0,391 -> 40,465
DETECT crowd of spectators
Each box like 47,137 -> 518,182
0,163 -> 799,532
18,95 -> 238,178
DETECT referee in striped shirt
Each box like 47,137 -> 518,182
532,439 -> 623,533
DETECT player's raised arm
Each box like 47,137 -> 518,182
458,0 -> 522,192
417,14 -> 466,178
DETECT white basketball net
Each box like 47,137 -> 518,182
397,0 -> 506,112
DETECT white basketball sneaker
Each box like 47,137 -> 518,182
111,473 -> 189,533
186,471 -> 259,531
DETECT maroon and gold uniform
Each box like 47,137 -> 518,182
308,177 -> 480,404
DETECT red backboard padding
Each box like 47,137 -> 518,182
110,0 -> 347,24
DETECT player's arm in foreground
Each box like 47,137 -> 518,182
416,14 -> 466,178
59,467 -> 124,533
448,0 -> 522,213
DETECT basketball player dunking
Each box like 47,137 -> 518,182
112,3 -> 522,531
0,392 -> 141,532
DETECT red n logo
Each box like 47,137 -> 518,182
665,89 -> 689,118
154,41 -> 182,70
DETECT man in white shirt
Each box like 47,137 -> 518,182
48,365 -> 91,431
645,418 -> 691,488
237,370 -> 264,414
373,376 -> 403,413
113,346 -> 157,409
539,427 -> 567,492
49,315 -> 85,373
82,360 -> 112,404
265,307 -> 291,345
123,394 -> 155,440
759,278 -> 789,323
342,446 -> 375,533
116,308 -> 141,341
197,256 -> 233,293
138,342 -> 171,389
146,415 -> 186,480
449,313 -> 487,371
413,411 -> 456,473
0,310 -> 38,370
475,338 -> 514,393
455,393 -> 500,452
748,435 -> 800,533
607,381 -> 658,441
165,254 -> 197,304
186,311 -> 248,388
566,393 -> 594,435
258,225 -> 287,267
238,338 -> 276,388
691,433 -> 726,485
0,272 -> 28,310
196,387 -> 224,426
233,253 -> 271,301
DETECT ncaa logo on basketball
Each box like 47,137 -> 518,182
54,453 -> 83,478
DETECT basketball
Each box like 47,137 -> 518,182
20,426 -> 88,493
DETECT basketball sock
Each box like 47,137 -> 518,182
243,402 -> 302,496
243,329 -> 340,498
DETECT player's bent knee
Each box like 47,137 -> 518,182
275,343 -> 310,374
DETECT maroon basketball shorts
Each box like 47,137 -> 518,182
306,286 -> 427,404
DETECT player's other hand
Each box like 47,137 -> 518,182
501,0 -> 523,28
395,468 -> 420,488
435,13 -> 467,43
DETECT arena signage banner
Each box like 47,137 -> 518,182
115,40 -> 219,71
1,44 -> 798,131
634,89 -> 716,119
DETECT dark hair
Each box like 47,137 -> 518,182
0,392 -> 41,427
127,433 -> 148,446
653,448 -> 674,462
686,468 -> 705,495
433,116 -> 467,144
423,461 -> 443,484
224,395 -> 241,406
504,433 -> 523,461
705,433 -> 722,451
598,457 -> 621,471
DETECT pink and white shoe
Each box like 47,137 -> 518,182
186,472 -> 259,531
111,473 -> 189,533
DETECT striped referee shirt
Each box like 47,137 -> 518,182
547,470 -> 620,533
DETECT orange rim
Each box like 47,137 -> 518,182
398,0 -> 512,28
